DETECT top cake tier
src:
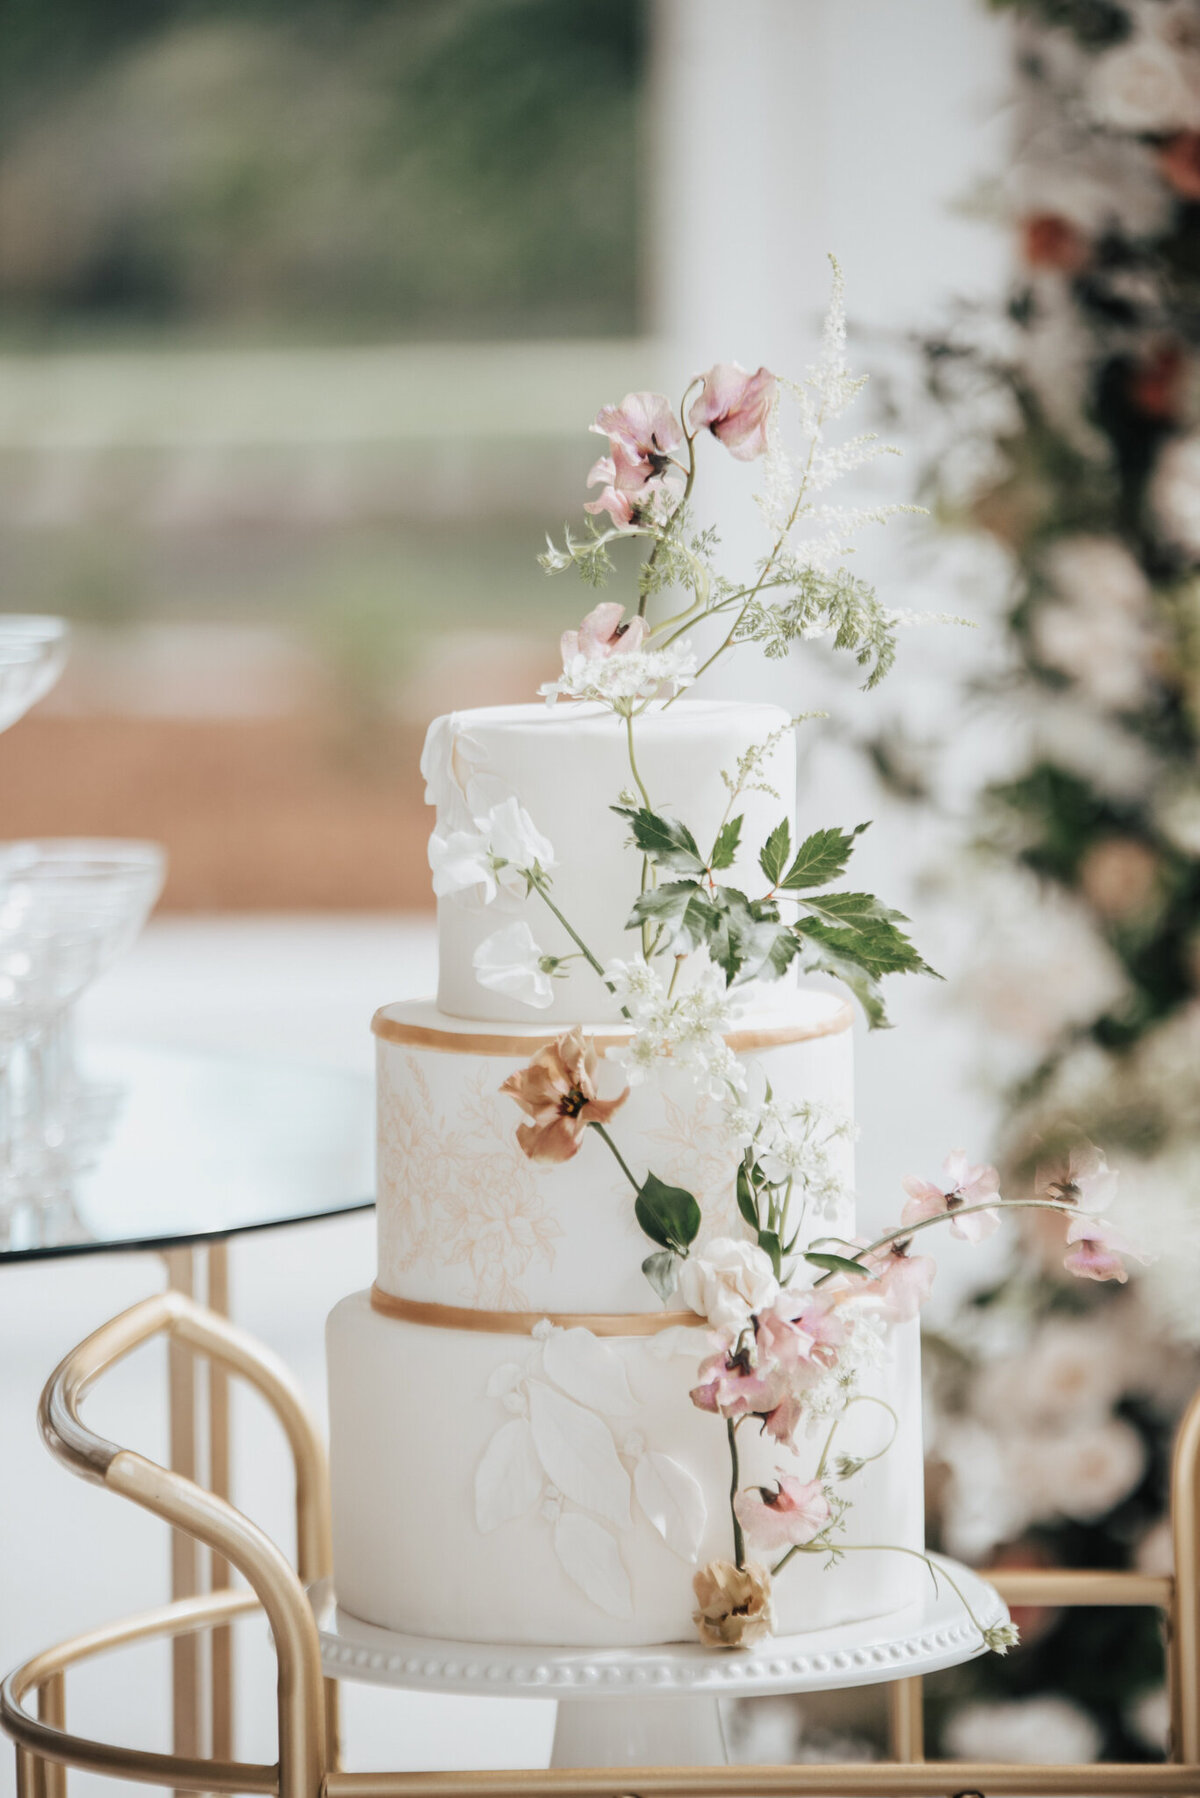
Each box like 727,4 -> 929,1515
423,699 -> 796,1023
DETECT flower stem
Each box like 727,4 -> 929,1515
772,1542 -> 1001,1648
727,1417 -> 746,1570
625,711 -> 653,810
637,382 -> 701,618
588,1121 -> 641,1193
811,1196 -> 1089,1272
531,879 -> 631,1019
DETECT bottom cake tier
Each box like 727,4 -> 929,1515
326,1291 -> 927,1648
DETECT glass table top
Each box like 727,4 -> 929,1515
1,1040 -> 374,1262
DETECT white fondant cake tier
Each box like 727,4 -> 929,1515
327,1292 -> 925,1647
373,992 -> 854,1315
423,700 -> 796,1024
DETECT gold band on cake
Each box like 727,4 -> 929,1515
369,1284 -> 703,1336
370,1003 -> 853,1056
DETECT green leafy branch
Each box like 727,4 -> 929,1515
613,804 -> 938,1028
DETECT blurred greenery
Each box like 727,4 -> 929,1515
0,0 -> 645,344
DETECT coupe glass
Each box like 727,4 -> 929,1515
0,615 -> 69,733
0,840 -> 166,1240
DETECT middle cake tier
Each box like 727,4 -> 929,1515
373,989 -> 854,1317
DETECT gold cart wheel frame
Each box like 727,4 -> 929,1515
2,1288 -> 1199,1798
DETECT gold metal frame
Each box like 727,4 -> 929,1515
3,1290 -> 1199,1797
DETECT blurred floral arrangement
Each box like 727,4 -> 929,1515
916,0 -> 1200,1762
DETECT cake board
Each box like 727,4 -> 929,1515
309,1556 -> 1008,1769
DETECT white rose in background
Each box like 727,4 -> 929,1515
1029,1418 -> 1146,1524
678,1237 -> 779,1332
1087,30 -> 1200,133
945,1696 -> 1102,1767
1034,534 -> 1160,710
473,921 -> 557,1009
428,796 -> 555,902
1043,535 -> 1152,616
1152,431 -> 1200,557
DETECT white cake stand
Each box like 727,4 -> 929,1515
309,1555 -> 1007,1770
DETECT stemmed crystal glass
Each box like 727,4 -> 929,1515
0,615 -> 70,733
0,841 -> 166,1243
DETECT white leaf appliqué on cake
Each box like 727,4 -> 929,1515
632,1449 -> 707,1564
552,1512 -> 634,1618
542,1325 -> 637,1415
527,1380 -> 632,1529
474,1417 -> 543,1533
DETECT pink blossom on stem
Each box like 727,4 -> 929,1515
734,1477 -> 831,1552
559,601 -> 648,665
1063,1214 -> 1148,1285
901,1150 -> 1001,1243
1035,1140 -> 1119,1214
861,1240 -> 936,1323
590,392 -> 682,471
688,363 -> 776,461
690,1338 -> 785,1422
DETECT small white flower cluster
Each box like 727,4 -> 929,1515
799,1307 -> 890,1428
539,641 -> 698,708
727,1098 -> 855,1218
428,796 -> 554,904
605,956 -> 745,1099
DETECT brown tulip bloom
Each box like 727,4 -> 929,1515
500,1027 -> 628,1165
692,1559 -> 774,1649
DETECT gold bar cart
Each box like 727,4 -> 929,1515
3,1288 -> 1198,1797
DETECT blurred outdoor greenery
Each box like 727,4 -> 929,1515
0,1 -> 651,743
1,0 -> 645,344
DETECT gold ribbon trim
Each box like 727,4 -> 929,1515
370,1284 -> 703,1337
371,1002 -> 853,1057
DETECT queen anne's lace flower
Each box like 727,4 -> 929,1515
539,640 -> 698,708
605,956 -> 744,1097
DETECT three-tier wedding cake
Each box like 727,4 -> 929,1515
326,700 -> 925,1647
322,281 -> 1073,1659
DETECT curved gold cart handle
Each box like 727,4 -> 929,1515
2,1288 -> 329,1798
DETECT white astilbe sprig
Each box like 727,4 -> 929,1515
791,254 -> 869,433
808,432 -> 900,494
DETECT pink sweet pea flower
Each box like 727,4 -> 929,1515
734,1477 -> 831,1552
1036,1140 -> 1118,1214
688,363 -> 776,461
901,1150 -> 1001,1243
861,1239 -> 936,1323
560,601 -> 648,664
690,1337 -> 786,1421
1064,1215 -> 1147,1285
590,392 -> 682,473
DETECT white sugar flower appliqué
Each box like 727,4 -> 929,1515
473,921 -> 558,1009
539,641 -> 698,708
428,796 -> 555,902
605,957 -> 745,1098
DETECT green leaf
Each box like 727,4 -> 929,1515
803,1251 -> 874,1280
635,1171 -> 702,1254
798,890 -> 896,928
611,807 -> 705,875
736,1162 -> 759,1231
709,814 -> 743,872
763,928 -> 802,980
797,937 -> 890,1029
779,823 -> 869,891
795,913 -> 935,980
758,1229 -> 783,1279
642,1250 -> 681,1303
627,881 -> 717,952
759,818 -> 792,887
